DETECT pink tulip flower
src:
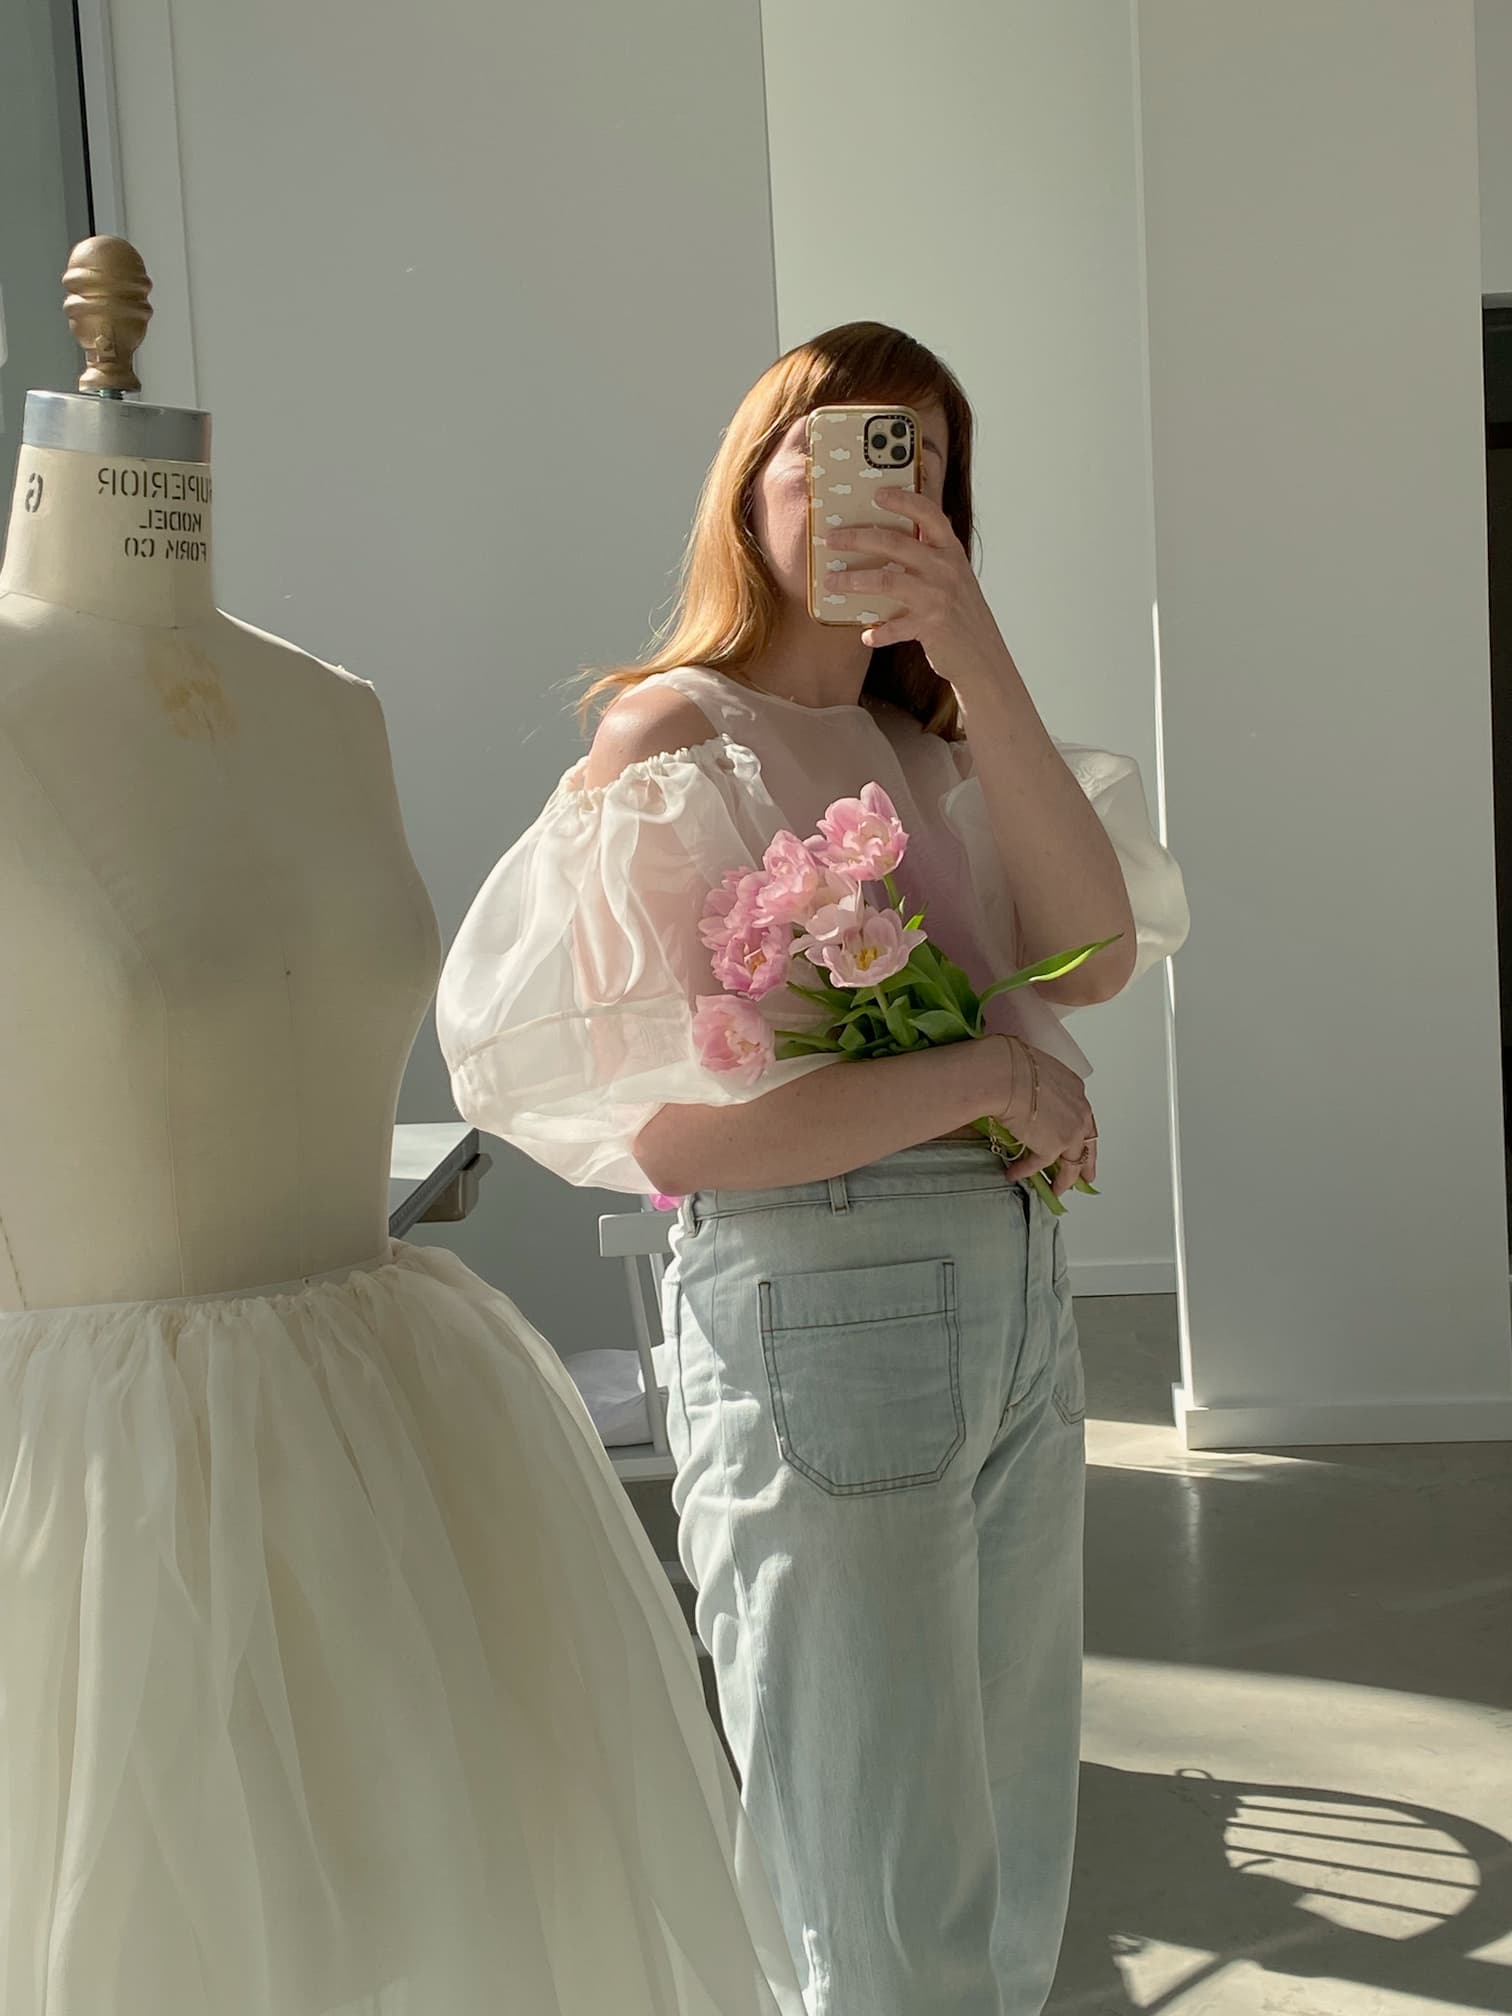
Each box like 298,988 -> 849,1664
692,994 -> 777,1084
793,884 -> 868,952
699,868 -> 766,954
755,831 -> 857,928
711,913 -> 794,1001
812,783 -> 908,880
805,905 -> 925,988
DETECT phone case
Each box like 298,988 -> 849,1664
806,403 -> 921,626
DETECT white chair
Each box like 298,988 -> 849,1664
596,1209 -> 676,1484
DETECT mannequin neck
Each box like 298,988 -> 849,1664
0,442 -> 217,628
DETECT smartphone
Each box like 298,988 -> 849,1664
806,403 -> 921,627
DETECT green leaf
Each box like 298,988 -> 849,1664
774,1028 -> 846,1051
893,947 -> 972,1024
838,1023 -> 869,1054
787,980 -> 848,1013
978,935 -> 1121,1005
876,987 -> 917,1047
874,967 -> 920,996
914,979 -> 960,1018
911,1009 -> 972,1044
932,949 -> 983,1021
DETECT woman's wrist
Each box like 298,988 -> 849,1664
950,658 -> 1056,757
908,1035 -> 1011,1138
979,1033 -> 1038,1135
967,1033 -> 1023,1131
941,636 -> 1020,708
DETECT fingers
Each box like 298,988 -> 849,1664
1007,1143 -> 1054,1183
867,486 -> 955,547
859,616 -> 920,649
823,523 -> 924,562
1046,1116 -> 1098,1198
829,564 -> 911,598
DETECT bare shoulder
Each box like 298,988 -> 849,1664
584,680 -> 718,790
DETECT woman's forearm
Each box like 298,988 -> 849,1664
634,1041 -> 1013,1197
960,664 -> 1136,1003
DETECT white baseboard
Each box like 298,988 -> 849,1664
1070,1258 -> 1177,1298
1173,1384 -> 1512,1450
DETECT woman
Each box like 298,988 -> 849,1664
439,322 -> 1188,2016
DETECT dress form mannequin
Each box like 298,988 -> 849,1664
0,237 -> 439,1308
0,242 -> 796,2016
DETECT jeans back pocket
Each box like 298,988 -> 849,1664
758,1257 -> 965,1496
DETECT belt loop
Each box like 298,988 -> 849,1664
677,1196 -> 700,1236
827,1174 -> 851,1216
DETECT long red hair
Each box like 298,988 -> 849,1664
583,321 -> 975,739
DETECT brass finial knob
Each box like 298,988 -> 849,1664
63,236 -> 153,396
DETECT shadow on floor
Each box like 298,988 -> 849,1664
1051,1765 -> 1512,2013
1062,1299 -> 1512,2008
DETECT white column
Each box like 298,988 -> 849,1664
1137,0 -> 1512,1445
762,0 -> 1176,1295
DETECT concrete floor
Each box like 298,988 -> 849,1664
628,1296 -> 1512,2012
1056,1295 -> 1512,2014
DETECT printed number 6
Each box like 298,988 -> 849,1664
24,474 -> 43,514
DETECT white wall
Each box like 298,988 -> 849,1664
761,0 -> 1175,1294
1480,0 -> 1512,291
108,0 -> 779,1354
1137,0 -> 1512,1445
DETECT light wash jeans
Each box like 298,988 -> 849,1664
662,1145 -> 1086,2016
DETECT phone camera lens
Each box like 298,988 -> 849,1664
870,433 -> 887,452
890,444 -> 908,462
891,420 -> 907,439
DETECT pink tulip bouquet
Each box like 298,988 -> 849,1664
689,782 -> 1114,1216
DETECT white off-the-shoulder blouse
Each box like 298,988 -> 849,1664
437,666 -> 1189,1193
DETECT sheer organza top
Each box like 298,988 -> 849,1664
437,666 -> 1189,1193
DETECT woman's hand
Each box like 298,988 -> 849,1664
990,1036 -> 1098,1198
823,488 -> 1008,687
831,494 -> 1138,1012
834,494 -> 1138,1007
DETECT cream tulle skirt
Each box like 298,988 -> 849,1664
0,1242 -> 800,2016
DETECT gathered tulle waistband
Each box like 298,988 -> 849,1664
0,1245 -> 396,1323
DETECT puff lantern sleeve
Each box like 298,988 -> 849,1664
437,739 -> 836,1193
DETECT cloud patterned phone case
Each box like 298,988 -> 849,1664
806,403 -> 921,627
